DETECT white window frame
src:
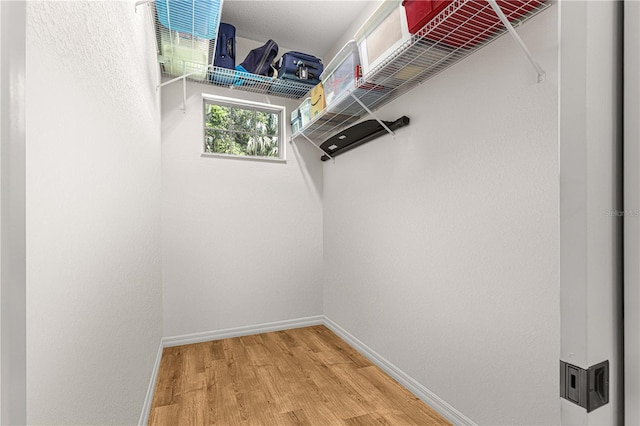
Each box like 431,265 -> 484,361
201,94 -> 286,162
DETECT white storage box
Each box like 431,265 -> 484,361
354,0 -> 412,77
291,108 -> 303,133
159,30 -> 210,80
321,41 -> 388,116
321,41 -> 360,111
291,97 -> 311,134
300,97 -> 311,126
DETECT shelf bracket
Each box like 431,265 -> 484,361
182,74 -> 187,112
179,63 -> 187,111
487,0 -> 546,83
294,132 -> 334,162
349,93 -> 395,137
155,65 -> 213,111
156,65 -> 211,90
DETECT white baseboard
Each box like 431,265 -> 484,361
323,316 -> 477,426
138,340 -> 164,426
162,315 -> 324,347
142,315 -> 474,426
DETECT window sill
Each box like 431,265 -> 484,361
201,152 -> 287,164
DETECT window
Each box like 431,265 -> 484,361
203,95 -> 285,160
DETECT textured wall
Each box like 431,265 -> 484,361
25,1 -> 162,424
161,82 -> 324,337
322,6 -> 560,425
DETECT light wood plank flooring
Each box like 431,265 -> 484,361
149,325 -> 450,425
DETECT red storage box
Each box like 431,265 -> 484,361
402,0 -> 545,48
402,0 -> 447,34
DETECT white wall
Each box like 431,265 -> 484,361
0,1 -> 27,424
559,2 -> 623,423
162,82 -> 323,337
625,1 -> 640,424
25,1 -> 162,424
322,7 -> 559,425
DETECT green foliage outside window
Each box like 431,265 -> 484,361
204,103 -> 280,158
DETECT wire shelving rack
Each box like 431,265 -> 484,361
140,0 -> 551,143
291,0 -> 552,154
141,0 -> 315,101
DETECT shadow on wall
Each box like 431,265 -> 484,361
290,135 -> 323,201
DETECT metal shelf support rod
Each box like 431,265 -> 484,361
157,65 -> 213,90
487,0 -> 546,82
182,75 -> 187,111
349,93 -> 395,137
177,63 -> 187,111
295,132 -> 333,162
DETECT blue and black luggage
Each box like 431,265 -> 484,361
271,51 -> 323,97
238,39 -> 279,77
209,22 -> 236,84
276,52 -> 323,86
211,22 -> 236,69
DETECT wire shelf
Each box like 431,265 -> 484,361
150,0 -> 314,99
292,0 -> 551,143
161,64 -> 315,99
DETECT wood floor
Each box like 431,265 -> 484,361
149,325 -> 450,425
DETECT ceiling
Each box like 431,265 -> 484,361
221,1 -> 380,58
